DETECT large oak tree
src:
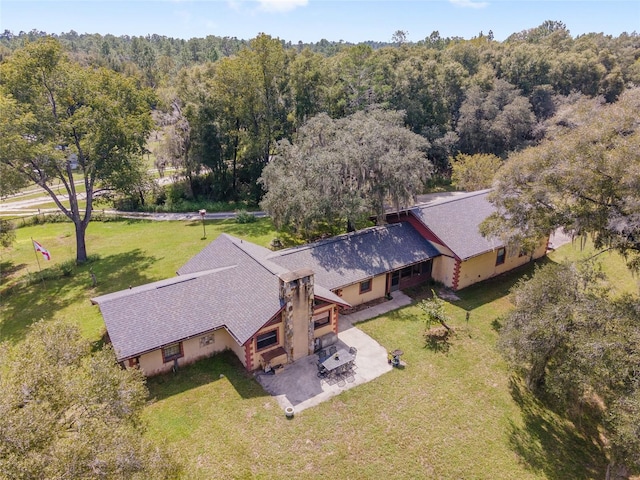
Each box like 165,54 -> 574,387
0,320 -> 179,478
0,37 -> 154,262
259,108 -> 431,235
482,88 -> 640,270
499,262 -> 640,478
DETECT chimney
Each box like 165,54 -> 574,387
278,268 -> 315,362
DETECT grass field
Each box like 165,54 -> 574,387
0,217 -> 276,341
2,219 -> 637,479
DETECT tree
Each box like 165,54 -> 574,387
456,78 -> 536,156
419,290 -> 453,332
0,38 -> 154,263
450,153 -> 501,191
483,88 -> 640,271
259,108 -> 431,235
498,262 -> 640,478
0,320 -> 179,478
391,30 -> 408,45
0,219 -> 16,248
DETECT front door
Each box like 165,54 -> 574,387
390,271 -> 400,292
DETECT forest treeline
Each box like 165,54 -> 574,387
1,22 -> 639,205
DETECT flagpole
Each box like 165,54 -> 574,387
31,237 -> 44,286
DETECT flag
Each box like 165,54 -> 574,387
33,240 -> 51,261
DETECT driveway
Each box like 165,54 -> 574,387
256,291 -> 413,414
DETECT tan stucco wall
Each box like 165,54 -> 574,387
338,273 -> 387,306
312,305 -> 336,339
136,327 -> 239,376
456,239 -> 548,290
432,255 -> 457,289
252,321 -> 285,368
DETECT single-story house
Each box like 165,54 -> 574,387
92,189 -> 548,376
386,189 -> 548,290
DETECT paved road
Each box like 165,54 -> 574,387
0,188 -> 264,221
107,210 -> 267,221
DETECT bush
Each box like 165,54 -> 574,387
235,210 -> 257,224
0,219 -> 16,247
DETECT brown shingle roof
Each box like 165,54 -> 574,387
92,235 -> 284,360
266,223 -> 440,289
409,189 -> 501,260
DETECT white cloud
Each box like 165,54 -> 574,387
449,0 -> 488,9
257,0 -> 308,13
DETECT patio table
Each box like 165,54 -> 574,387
321,348 -> 355,375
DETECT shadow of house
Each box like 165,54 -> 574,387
146,350 -> 267,402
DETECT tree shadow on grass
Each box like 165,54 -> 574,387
0,260 -> 27,285
508,377 -> 607,480
146,350 -> 267,402
1,249 -> 158,343
423,327 -> 453,353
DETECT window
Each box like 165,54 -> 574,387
412,263 -> 422,275
400,266 -> 412,278
162,343 -> 183,363
496,247 -> 506,265
359,279 -> 372,294
313,312 -> 331,330
256,329 -> 278,351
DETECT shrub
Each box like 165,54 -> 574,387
235,210 -> 257,224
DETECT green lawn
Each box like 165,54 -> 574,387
2,222 -> 636,479
0,217 -> 277,341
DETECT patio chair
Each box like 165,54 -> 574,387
318,349 -> 327,360
349,346 -> 357,356
316,362 -> 329,378
328,345 -> 337,356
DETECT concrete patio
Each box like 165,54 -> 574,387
256,291 -> 413,413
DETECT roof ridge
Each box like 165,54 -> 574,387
228,236 -> 283,276
411,189 -> 492,211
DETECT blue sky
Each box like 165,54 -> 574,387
1,0 -> 638,43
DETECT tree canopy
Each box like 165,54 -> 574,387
0,37 -> 155,262
0,320 -> 179,479
483,87 -> 640,270
3,24 -> 631,205
450,152 -> 502,191
498,262 -> 640,477
259,108 -> 431,235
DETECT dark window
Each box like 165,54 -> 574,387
162,343 -> 183,363
313,312 -> 331,330
412,263 -> 422,275
360,279 -> 372,294
401,266 -> 412,278
422,260 -> 433,276
496,247 -> 506,265
256,330 -> 278,351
